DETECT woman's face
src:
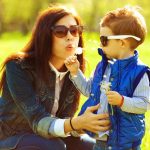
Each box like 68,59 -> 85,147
51,15 -> 80,61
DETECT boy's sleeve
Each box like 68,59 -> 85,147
69,69 -> 93,97
121,73 -> 150,114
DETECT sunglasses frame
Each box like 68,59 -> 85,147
100,35 -> 141,47
51,25 -> 83,38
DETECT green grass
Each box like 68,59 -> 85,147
0,32 -> 150,149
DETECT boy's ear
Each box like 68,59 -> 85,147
120,39 -> 129,48
120,40 -> 125,47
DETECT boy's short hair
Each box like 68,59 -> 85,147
100,6 -> 147,49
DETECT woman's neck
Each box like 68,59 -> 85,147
49,58 -> 67,72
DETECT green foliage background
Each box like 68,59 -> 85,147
0,0 -> 150,33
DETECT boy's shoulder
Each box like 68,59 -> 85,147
133,64 -> 150,91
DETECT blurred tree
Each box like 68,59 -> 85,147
72,0 -> 150,32
0,0 -> 68,34
1,0 -> 44,34
0,0 -> 4,33
0,0 -> 149,34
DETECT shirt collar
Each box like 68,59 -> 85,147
49,63 -> 68,80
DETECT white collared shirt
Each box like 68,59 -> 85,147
49,63 -> 68,116
48,63 -> 69,137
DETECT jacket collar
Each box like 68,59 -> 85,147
49,63 -> 68,80
98,48 -> 138,70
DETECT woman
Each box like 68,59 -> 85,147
0,5 -> 110,150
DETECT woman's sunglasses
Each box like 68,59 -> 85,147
100,35 -> 141,47
51,25 -> 83,38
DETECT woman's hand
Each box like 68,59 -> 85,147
64,55 -> 80,76
71,104 -> 110,134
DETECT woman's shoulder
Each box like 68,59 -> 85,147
6,59 -> 21,70
5,58 -> 35,82
6,57 -> 34,70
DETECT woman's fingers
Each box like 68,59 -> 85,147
90,119 -> 110,129
85,103 -> 100,113
82,107 -> 111,133
96,125 -> 110,132
88,124 -> 110,134
83,115 -> 111,133
95,113 -> 109,120
87,115 -> 110,126
95,119 -> 110,126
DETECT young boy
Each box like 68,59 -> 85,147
65,6 -> 150,150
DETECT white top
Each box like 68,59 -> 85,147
49,63 -> 68,116
48,63 -> 68,137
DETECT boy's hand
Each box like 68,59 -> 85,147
106,91 -> 123,106
64,55 -> 80,76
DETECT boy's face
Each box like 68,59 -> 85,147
100,26 -> 131,59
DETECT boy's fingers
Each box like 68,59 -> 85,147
106,91 -> 115,95
107,95 -> 114,99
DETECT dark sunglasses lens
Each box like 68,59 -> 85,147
100,36 -> 108,46
78,26 -> 83,35
70,26 -> 83,37
70,26 -> 78,37
53,26 -> 67,38
52,25 -> 83,38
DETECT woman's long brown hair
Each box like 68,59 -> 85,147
0,6 -> 85,105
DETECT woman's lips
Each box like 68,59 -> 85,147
66,44 -> 75,50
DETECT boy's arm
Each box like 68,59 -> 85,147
64,55 -> 93,97
121,73 -> 150,114
70,69 -> 93,97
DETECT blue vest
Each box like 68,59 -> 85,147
79,48 -> 150,150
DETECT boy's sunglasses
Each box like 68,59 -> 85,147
51,25 -> 83,38
100,35 -> 141,47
